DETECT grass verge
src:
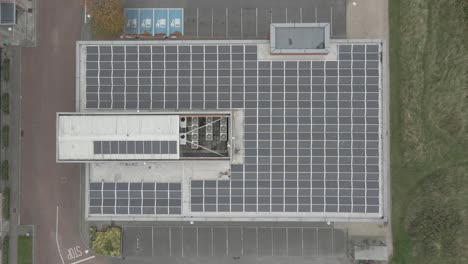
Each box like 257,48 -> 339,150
2,160 -> 8,182
90,226 -> 121,256
2,236 -> 8,264
2,125 -> 9,148
18,235 -> 33,264
2,59 -> 10,82
390,0 -> 468,263
2,93 -> 9,114
2,187 -> 9,220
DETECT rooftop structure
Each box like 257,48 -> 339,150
270,23 -> 330,54
57,114 -> 180,161
0,1 -> 15,25
64,25 -> 386,221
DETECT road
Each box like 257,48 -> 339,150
19,0 -> 108,263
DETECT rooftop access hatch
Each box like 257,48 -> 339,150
270,23 -> 330,54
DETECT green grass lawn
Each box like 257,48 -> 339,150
2,187 -> 9,220
390,0 -> 468,263
2,125 -> 8,148
2,236 -> 9,264
2,160 -> 8,182
17,235 -> 33,264
2,93 -> 9,114
2,59 -> 10,82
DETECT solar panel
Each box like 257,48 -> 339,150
93,140 -> 178,154
85,43 -> 381,215
89,182 -> 182,215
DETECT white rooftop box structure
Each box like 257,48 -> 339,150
57,113 -> 180,161
270,23 -> 330,54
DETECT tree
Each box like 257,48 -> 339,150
87,0 -> 125,39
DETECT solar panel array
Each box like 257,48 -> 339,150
93,140 -> 178,155
85,43 -> 381,215
89,182 -> 182,215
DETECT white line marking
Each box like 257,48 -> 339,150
55,207 -> 65,264
211,8 -> 214,37
196,8 -> 199,38
226,8 -> 229,38
152,227 -> 154,257
240,8 -> 243,38
315,7 -> 317,23
70,256 -> 96,264
84,0 -> 87,23
255,8 -> 258,37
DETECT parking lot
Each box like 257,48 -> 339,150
182,7 -> 345,39
124,0 -> 347,39
123,225 -> 347,260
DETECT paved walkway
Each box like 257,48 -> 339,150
0,45 -> 23,264
346,0 -> 392,258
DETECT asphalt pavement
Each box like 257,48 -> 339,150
19,0 -> 108,263
18,0 -> 349,263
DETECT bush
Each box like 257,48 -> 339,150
2,93 -> 9,114
2,59 -> 10,82
2,187 -> 9,220
2,126 -> 9,148
87,0 -> 125,39
2,160 -> 8,182
2,236 -> 9,264
90,226 -> 121,256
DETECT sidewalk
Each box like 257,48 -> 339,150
1,46 -> 23,264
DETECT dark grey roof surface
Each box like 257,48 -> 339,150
86,43 -> 381,215
0,2 -> 15,25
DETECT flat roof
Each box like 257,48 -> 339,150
271,23 -> 330,54
57,114 -> 179,161
75,40 -> 385,221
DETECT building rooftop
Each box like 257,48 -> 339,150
71,38 -> 385,221
270,23 -> 330,54
57,114 -> 180,161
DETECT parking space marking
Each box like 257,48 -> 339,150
211,8 -> 214,37
226,8 -> 229,38
285,8 -> 288,23
169,227 -> 172,256
151,227 -> 154,257
256,8 -> 258,37
240,8 -> 243,38
196,8 -> 199,38
271,227 -> 273,256
300,8 -> 303,23
330,7 -> 333,37
181,226 -> 184,257
211,227 -> 214,256
315,7 -> 318,22
70,256 -> 95,264
226,227 -> 229,256
301,227 -> 304,256
55,207 -> 65,264
331,227 -> 334,256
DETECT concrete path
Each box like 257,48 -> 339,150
345,0 -> 393,258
